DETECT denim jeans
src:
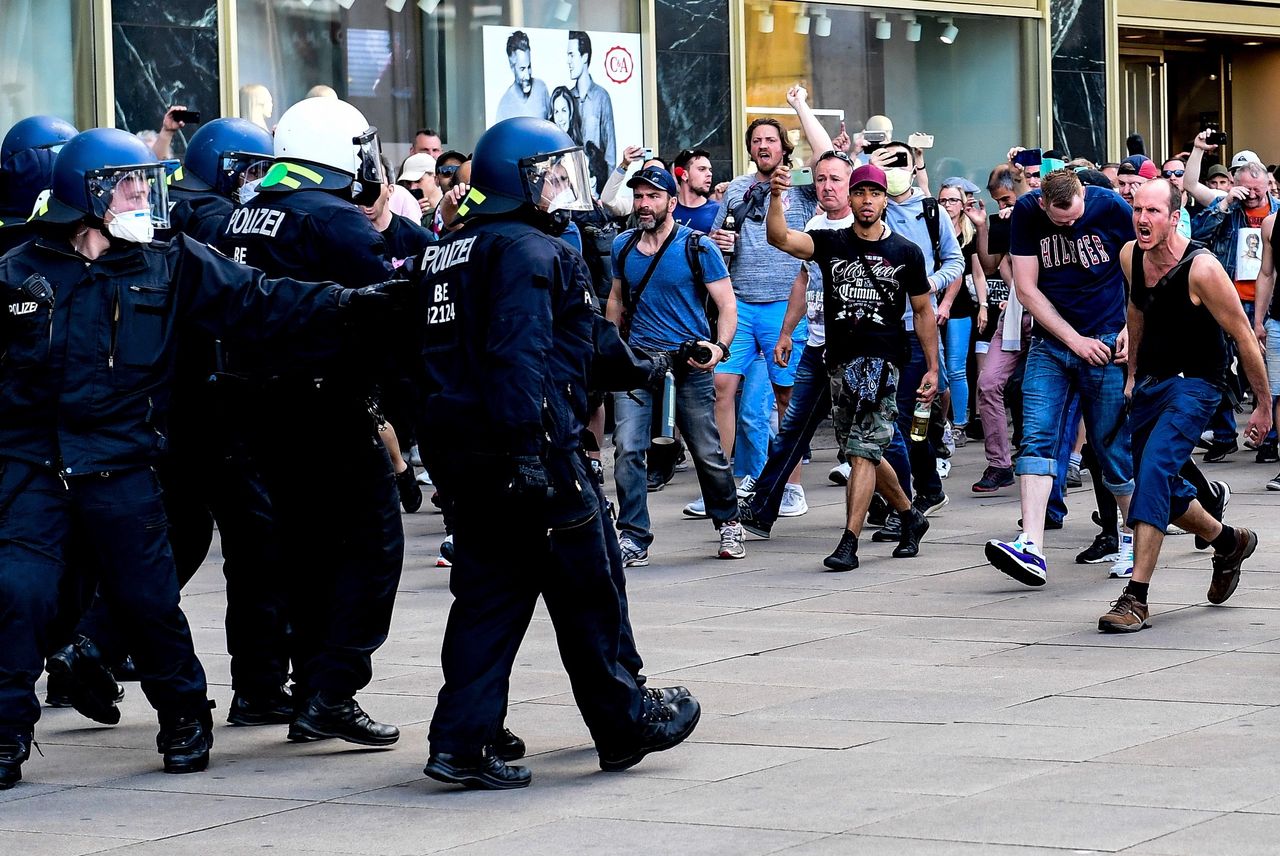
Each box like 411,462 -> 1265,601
1209,299 -> 1253,443
1046,392 -> 1081,525
613,368 -> 737,547
735,354 -> 776,480
891,336 -> 943,499
1128,376 -> 1221,530
943,316 -> 973,426
748,344 -> 829,525
1016,333 -> 1134,495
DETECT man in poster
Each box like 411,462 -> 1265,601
568,30 -> 615,173
497,31 -> 551,121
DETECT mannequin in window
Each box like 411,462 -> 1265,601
239,84 -> 273,131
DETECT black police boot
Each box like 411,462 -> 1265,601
112,655 -> 139,682
424,750 -> 531,790
396,467 -> 424,513
288,693 -> 399,746
45,637 -> 123,725
227,686 -> 295,726
598,692 -> 701,772
492,727 -> 526,762
871,510 -> 902,542
645,686 -> 691,705
157,703 -> 213,774
893,508 -> 930,558
0,732 -> 32,790
44,669 -> 74,708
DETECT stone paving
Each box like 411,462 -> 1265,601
7,437 -> 1280,855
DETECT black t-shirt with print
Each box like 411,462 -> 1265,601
808,227 -> 931,365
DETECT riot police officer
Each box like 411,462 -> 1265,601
0,115 -> 78,255
415,117 -> 700,790
0,128 -> 401,789
57,118 -> 295,729
216,97 -> 404,748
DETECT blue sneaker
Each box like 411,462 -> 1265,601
985,536 -> 1048,587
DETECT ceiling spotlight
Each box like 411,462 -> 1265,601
939,17 -> 959,44
872,13 -> 891,40
1244,40 -> 1264,46
758,5 -> 774,34
336,0 -> 356,8
386,0 -> 407,9
795,7 -> 811,35
903,14 -> 921,42
1186,37 -> 1207,43
553,0 -> 573,21
814,11 -> 831,37
417,0 -> 441,12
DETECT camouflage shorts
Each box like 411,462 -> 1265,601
830,364 -> 899,465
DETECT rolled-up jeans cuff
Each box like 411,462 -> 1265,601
1102,478 -> 1135,497
1013,456 -> 1055,477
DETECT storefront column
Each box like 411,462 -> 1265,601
1050,0 -> 1108,163
655,0 -> 734,179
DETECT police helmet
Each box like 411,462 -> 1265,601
265,97 -> 384,205
173,117 -> 273,198
458,117 -> 594,220
36,128 -> 176,228
1,115 -> 78,164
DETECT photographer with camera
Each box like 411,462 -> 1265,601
605,166 -> 743,565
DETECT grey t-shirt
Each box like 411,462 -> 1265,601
712,174 -> 817,304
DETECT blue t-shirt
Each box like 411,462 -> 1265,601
673,200 -> 721,234
1009,185 -> 1135,339
611,224 -> 730,351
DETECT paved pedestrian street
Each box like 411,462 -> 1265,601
8,442 -> 1280,855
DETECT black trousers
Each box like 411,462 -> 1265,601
0,463 -> 207,732
427,450 -> 643,756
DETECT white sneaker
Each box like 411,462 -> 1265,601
828,461 -> 851,486
778,484 -> 808,517
737,476 -> 757,498
941,421 -> 956,459
718,521 -> 746,559
1166,523 -> 1188,535
416,469 -> 433,485
936,458 -> 951,479
435,534 -> 453,568
683,496 -> 708,518
619,535 -> 650,567
1109,532 -> 1135,578
408,445 -> 424,467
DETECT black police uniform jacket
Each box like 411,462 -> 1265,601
416,217 -> 595,460
0,233 -> 347,476
163,187 -> 234,246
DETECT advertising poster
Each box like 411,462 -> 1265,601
483,25 -> 643,194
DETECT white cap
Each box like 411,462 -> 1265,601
1230,149 -> 1263,171
399,153 -> 436,182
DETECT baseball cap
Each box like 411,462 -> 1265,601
1230,150 -> 1262,171
849,163 -> 888,191
398,153 -> 435,182
1206,164 -> 1231,180
626,165 -> 677,195
1119,155 -> 1159,179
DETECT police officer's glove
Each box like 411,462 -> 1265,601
509,455 -> 551,499
339,279 -> 412,319
644,350 -> 673,392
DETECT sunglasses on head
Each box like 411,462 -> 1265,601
1162,169 -> 1185,178
818,149 -> 855,165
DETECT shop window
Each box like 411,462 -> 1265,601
0,0 -> 93,132
745,2 -> 1042,189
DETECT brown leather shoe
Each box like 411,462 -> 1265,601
1208,528 -> 1257,605
1098,592 -> 1149,633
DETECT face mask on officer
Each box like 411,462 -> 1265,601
237,177 -> 262,206
104,173 -> 155,244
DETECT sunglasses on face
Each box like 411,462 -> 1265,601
436,165 -> 461,178
1162,169 -> 1185,178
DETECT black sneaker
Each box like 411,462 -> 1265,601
1018,516 -> 1064,531
227,687 -> 295,726
598,692 -> 701,772
972,466 -> 1015,493
892,509 -> 930,558
737,499 -> 772,539
1195,481 -> 1232,550
424,751 -> 531,790
288,694 -> 399,746
646,470 -> 665,492
396,467 -> 423,513
1257,441 -> 1280,464
45,637 -> 122,725
0,732 -> 32,790
823,530 -> 859,571
157,703 -> 213,774
912,492 -> 949,518
871,510 -> 902,542
1076,532 -> 1121,564
1203,439 -> 1238,463
866,493 -> 890,528
492,727 -> 526,762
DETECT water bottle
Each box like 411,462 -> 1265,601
721,212 -> 737,256
651,370 -> 677,445
909,400 -> 930,443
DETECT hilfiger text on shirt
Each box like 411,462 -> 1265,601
1038,233 -> 1112,269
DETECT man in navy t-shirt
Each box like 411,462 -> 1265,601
671,148 -> 721,234
985,169 -> 1137,588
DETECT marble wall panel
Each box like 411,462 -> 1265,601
655,0 -> 734,180
1050,0 -> 1107,162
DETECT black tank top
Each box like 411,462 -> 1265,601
1131,244 -> 1228,385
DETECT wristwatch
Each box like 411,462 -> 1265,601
714,340 -> 731,359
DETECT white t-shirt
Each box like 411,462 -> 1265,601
803,211 -> 855,347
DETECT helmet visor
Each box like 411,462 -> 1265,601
521,147 -> 594,213
85,161 -> 176,228
353,127 -> 386,187
220,151 -> 273,187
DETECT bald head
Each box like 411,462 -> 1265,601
1133,178 -> 1181,216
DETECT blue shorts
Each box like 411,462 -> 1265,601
716,299 -> 805,387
